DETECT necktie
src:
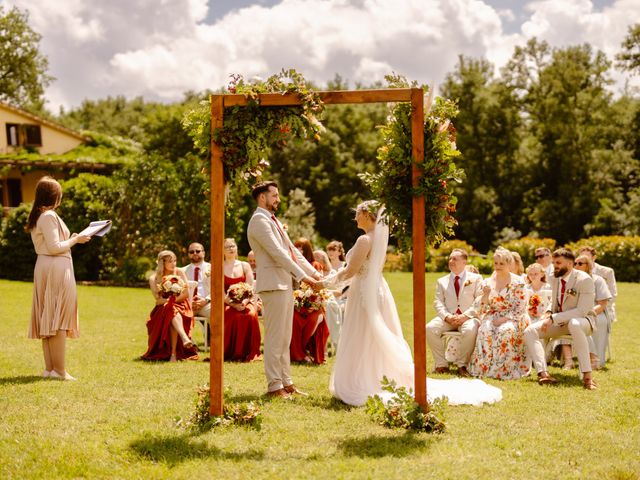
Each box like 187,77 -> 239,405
271,214 -> 297,263
559,279 -> 566,312
454,275 -> 461,314
193,266 -> 200,298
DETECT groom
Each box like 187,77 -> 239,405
247,181 -> 321,398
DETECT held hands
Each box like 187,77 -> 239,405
71,233 -> 91,245
302,276 -> 322,291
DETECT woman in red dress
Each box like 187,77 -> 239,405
142,250 -> 198,362
290,237 -> 330,364
223,238 -> 262,361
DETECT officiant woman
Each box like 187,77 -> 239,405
26,176 -> 91,381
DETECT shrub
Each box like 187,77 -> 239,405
468,256 -> 494,275
58,174 -> 119,280
384,252 -> 412,272
0,204 -> 36,280
565,236 -> 640,282
500,237 -> 556,268
427,239 -> 477,272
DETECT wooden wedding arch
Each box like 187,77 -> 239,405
209,88 -> 427,415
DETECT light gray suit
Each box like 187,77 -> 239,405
593,262 -> 617,323
426,271 -> 482,368
525,269 -> 596,374
247,207 -> 317,392
183,261 -> 211,317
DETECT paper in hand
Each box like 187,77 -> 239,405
79,220 -> 112,237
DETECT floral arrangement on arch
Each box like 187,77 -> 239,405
227,282 -> 254,304
158,274 -> 186,298
293,284 -> 330,313
182,68 -> 325,187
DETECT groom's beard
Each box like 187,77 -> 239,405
266,201 -> 279,213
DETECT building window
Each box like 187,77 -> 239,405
5,123 -> 42,147
7,179 -> 22,207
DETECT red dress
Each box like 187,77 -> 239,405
290,261 -> 330,364
142,296 -> 198,361
224,274 -> 262,362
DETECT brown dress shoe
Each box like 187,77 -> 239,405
434,367 -> 450,374
457,366 -> 471,377
537,373 -> 558,385
265,388 -> 291,399
583,378 -> 597,390
283,384 -> 308,396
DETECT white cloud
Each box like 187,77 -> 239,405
4,0 -> 639,109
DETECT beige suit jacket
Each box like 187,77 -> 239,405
247,207 -> 317,293
547,269 -> 596,327
593,263 -> 617,298
434,271 -> 483,319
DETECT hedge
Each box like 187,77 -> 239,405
565,236 -> 640,282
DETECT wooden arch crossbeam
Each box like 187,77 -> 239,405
209,87 -> 426,415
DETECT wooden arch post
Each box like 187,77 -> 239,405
209,88 -> 427,415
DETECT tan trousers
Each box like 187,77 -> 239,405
260,289 -> 294,392
525,318 -> 592,374
426,316 -> 479,368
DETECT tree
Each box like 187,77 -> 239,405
616,23 -> 640,73
0,6 -> 52,110
281,188 -> 317,242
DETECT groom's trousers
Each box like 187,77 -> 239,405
260,289 -> 295,392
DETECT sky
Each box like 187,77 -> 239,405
3,0 -> 639,111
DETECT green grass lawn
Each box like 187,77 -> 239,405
1,273 -> 639,479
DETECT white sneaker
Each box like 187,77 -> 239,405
42,370 -> 51,378
49,370 -> 76,381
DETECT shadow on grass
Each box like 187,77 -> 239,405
0,375 -> 48,385
337,431 -> 437,458
129,433 -> 264,466
307,395 -> 356,412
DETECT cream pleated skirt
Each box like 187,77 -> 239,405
29,255 -> 79,339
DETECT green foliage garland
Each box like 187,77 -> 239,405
183,69 -> 325,185
365,377 -> 447,433
361,74 -> 463,249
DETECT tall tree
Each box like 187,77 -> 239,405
0,6 -> 52,110
440,56 -> 522,251
616,23 -> 640,74
502,39 -> 613,243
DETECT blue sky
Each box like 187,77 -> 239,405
3,0 -> 637,110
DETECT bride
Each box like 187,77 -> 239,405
320,201 -> 502,407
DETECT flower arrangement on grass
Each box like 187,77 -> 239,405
177,384 -> 262,432
365,377 -> 447,433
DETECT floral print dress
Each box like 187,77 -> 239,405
470,273 -> 529,380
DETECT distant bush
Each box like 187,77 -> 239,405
565,236 -> 640,282
0,204 -> 36,280
384,252 -> 412,272
500,237 -> 556,268
427,239 -> 478,272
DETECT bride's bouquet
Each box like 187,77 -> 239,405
227,282 -> 253,304
158,274 -> 186,298
293,284 -> 330,312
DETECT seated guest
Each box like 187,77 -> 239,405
142,250 -> 198,362
314,249 -> 342,351
578,246 -> 617,324
290,237 -> 330,364
247,250 -> 257,279
524,248 -> 598,390
313,249 -> 333,275
551,254 -> 611,370
183,242 -> 211,338
535,247 -> 554,279
426,248 -> 482,376
510,251 -> 525,279
525,263 -> 551,323
223,238 -> 261,362
326,240 -> 346,271
470,247 -> 529,380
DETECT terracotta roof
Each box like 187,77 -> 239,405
0,101 -> 89,142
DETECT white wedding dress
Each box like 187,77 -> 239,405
327,209 -> 502,407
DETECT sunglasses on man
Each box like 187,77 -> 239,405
189,249 -> 203,254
